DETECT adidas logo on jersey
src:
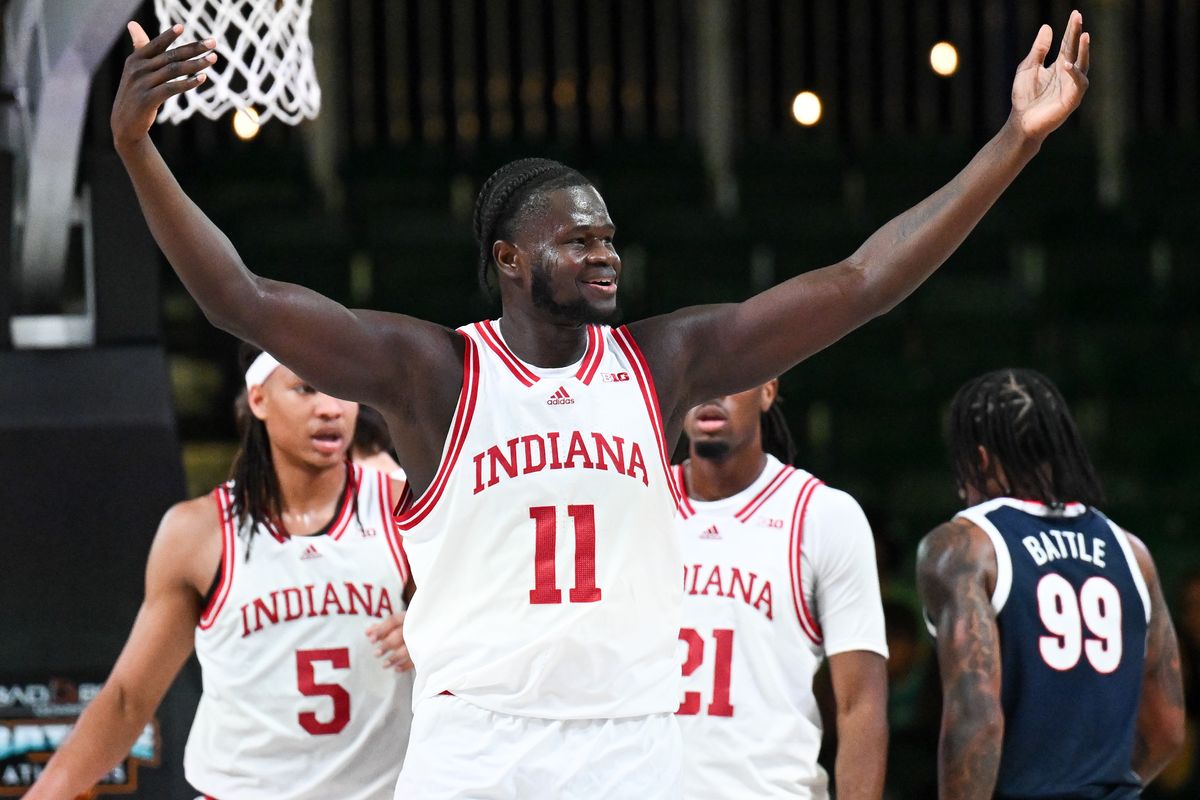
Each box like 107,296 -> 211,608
547,386 -> 575,405
701,525 -> 721,540
299,543 -> 322,560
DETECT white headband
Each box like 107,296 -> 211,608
244,351 -> 282,389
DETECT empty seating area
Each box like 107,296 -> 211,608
162,132 -> 1199,582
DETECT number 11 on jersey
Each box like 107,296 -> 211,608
529,504 -> 602,604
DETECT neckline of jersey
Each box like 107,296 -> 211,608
491,318 -> 595,379
680,454 -> 793,513
969,496 -> 1089,518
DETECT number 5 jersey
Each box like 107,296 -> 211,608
185,464 -> 413,800
394,321 -> 682,719
673,455 -> 888,800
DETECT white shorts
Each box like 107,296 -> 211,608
393,694 -> 682,799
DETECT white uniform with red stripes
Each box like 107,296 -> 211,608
673,455 -> 887,800
393,320 -> 683,799
185,465 -> 412,800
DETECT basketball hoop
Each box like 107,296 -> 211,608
152,0 -> 320,126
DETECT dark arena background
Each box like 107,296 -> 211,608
1,1 -> 1198,797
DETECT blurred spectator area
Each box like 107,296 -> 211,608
73,0 -> 1200,582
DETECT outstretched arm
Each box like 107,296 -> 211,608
917,519 -> 1004,800
26,500 -> 216,800
633,12 -> 1090,412
110,24 -> 457,408
1127,533 -> 1186,784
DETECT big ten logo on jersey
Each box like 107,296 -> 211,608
601,371 -> 630,383
0,678 -> 159,794
756,516 -> 785,529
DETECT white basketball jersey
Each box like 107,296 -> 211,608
185,465 -> 413,800
674,455 -> 887,800
395,320 -> 682,718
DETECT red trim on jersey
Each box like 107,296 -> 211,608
199,486 -> 237,630
477,319 -> 540,386
735,465 -> 797,523
612,326 -> 683,512
396,333 -> 481,529
379,471 -> 411,585
673,464 -> 696,519
328,464 -> 361,541
574,324 -> 605,385
392,481 -> 414,517
788,477 -> 825,644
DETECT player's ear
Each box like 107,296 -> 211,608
493,240 -> 523,281
977,444 -> 991,473
760,379 -> 779,412
248,384 -> 270,421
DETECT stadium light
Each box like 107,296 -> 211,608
930,41 -> 959,77
791,91 -> 822,127
232,106 -> 261,140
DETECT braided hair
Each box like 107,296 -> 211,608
473,158 -> 590,293
761,400 -> 799,466
228,342 -> 362,557
948,368 -> 1104,508
229,343 -> 284,553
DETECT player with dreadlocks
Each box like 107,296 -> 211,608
112,12 -> 1090,796
30,345 -> 414,800
673,381 -> 887,799
917,368 -> 1184,800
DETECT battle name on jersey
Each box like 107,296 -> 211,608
683,563 -> 774,620
239,581 -> 397,638
1022,529 -> 1107,568
471,430 -> 649,494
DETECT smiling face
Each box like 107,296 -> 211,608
249,366 -> 359,471
499,184 -> 622,325
684,381 -> 778,461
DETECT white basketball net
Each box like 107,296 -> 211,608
153,0 -> 321,126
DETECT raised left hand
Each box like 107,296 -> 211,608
366,612 -> 413,673
1010,10 -> 1090,142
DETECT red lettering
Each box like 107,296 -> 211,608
320,583 -> 345,616
627,442 -> 648,486
283,587 -> 304,621
591,433 -> 625,474
377,587 -> 395,617
240,604 -> 252,637
728,569 -> 757,604
305,584 -> 318,617
702,566 -> 724,596
487,438 -> 521,487
521,434 -> 547,475
252,592 -> 280,632
754,581 -> 774,620
473,451 -> 486,494
345,582 -> 374,615
563,431 -> 595,469
547,431 -> 563,469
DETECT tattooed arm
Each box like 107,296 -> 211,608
916,519 -> 1004,800
1126,532 -> 1186,784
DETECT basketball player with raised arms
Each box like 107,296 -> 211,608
917,369 -> 1184,800
111,13 -> 1090,797
28,346 -> 413,800
675,382 -> 887,799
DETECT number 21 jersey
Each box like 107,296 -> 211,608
395,321 -> 682,718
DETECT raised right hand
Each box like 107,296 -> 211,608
110,22 -> 217,152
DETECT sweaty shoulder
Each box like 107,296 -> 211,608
151,493 -> 224,597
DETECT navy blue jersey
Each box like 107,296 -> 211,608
957,498 -> 1151,800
